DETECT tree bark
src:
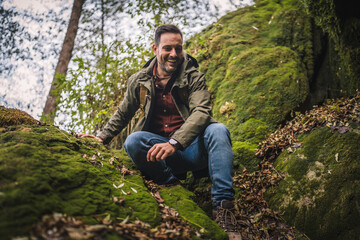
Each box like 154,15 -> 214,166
42,0 -> 84,123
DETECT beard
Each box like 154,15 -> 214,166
158,56 -> 182,74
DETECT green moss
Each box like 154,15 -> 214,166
0,106 -> 38,127
185,0 -> 312,168
266,125 -> 360,239
233,118 -> 272,143
0,124 -> 161,239
215,46 -> 308,129
160,185 -> 227,240
301,0 -> 360,97
232,141 -> 259,172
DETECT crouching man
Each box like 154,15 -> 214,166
79,24 -> 240,239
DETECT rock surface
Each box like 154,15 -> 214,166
0,108 -> 225,239
268,125 -> 360,239
186,0 -> 312,171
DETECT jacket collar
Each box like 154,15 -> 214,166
138,53 -> 199,88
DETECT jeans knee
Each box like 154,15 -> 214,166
205,123 -> 230,138
124,131 -> 143,153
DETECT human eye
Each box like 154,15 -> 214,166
175,46 -> 183,52
163,46 -> 172,51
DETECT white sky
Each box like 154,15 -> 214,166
0,0 -> 253,125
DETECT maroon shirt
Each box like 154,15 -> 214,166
149,63 -> 184,137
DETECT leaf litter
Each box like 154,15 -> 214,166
230,93 -> 359,239
30,181 -> 201,239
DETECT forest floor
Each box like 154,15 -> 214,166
29,93 -> 359,239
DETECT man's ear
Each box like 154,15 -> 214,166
152,44 -> 157,55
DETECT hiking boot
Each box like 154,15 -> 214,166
213,199 -> 242,240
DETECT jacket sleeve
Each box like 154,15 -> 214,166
171,73 -> 213,149
97,76 -> 140,144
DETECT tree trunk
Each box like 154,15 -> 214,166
42,0 -> 84,123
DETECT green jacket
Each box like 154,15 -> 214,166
98,53 -> 216,148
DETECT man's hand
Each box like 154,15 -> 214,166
147,142 -> 176,162
77,133 -> 103,143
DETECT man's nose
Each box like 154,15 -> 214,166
170,48 -> 177,57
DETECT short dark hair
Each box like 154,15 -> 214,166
154,24 -> 183,46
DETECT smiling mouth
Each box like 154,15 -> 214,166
167,60 -> 177,66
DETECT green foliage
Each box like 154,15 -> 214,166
300,0 -> 340,41
214,46 -> 308,128
58,41 -> 151,134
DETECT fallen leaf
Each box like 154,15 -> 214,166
113,183 -> 124,189
121,215 -> 129,224
113,196 -> 125,205
338,126 -> 350,134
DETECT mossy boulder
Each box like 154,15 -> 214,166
301,0 -> 360,98
185,0 -> 360,174
0,106 -> 38,127
185,0 -> 312,171
160,186 -> 227,240
265,124 -> 360,239
0,124 -> 160,238
232,141 -> 258,172
0,108 -> 225,239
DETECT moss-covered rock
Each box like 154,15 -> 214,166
160,185 -> 228,240
185,0 -> 312,171
265,124 -> 360,239
0,124 -> 161,238
232,141 -> 258,172
0,108 -> 226,239
0,106 -> 38,127
301,0 -> 360,98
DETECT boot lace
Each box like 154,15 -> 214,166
215,207 -> 238,232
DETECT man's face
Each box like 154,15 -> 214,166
152,32 -> 183,74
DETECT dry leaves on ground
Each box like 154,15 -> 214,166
231,93 -> 359,239
256,93 -> 360,161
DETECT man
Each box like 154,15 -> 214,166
79,24 -> 240,239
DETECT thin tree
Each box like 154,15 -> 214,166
42,0 -> 84,123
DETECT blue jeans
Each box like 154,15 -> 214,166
124,123 -> 234,205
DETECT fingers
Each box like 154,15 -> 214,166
148,145 -> 163,162
77,133 -> 89,138
77,133 -> 93,138
147,143 -> 176,162
147,145 -> 157,162
156,148 -> 166,161
76,133 -> 103,143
